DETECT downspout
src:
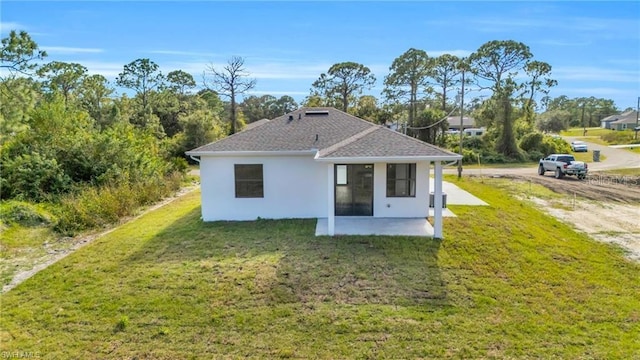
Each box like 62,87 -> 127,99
189,155 -> 201,163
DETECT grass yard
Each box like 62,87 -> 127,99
570,150 -> 606,163
593,168 -> 640,176
1,181 -> 639,358
561,127 -> 611,137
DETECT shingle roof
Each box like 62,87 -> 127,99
187,107 -> 460,159
447,116 -> 475,128
243,118 -> 270,130
610,110 -> 638,124
318,127 -> 459,158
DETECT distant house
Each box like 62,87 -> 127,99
600,113 -> 620,129
447,116 -> 476,131
601,110 -> 638,130
609,111 -> 638,131
186,107 -> 461,238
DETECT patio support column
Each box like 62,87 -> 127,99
327,163 -> 335,236
426,161 -> 431,208
434,161 -> 443,239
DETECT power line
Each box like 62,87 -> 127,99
405,105 -> 459,130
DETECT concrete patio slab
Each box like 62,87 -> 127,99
315,217 -> 434,237
428,208 -> 457,217
430,179 -> 488,206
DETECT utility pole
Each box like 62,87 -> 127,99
581,103 -> 586,136
634,96 -> 640,140
457,69 -> 465,179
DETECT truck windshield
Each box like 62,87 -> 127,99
557,156 -> 574,163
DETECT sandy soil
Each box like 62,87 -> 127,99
505,174 -> 640,262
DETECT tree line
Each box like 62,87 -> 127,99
1,31 -> 625,215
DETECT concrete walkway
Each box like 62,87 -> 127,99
430,179 -> 489,206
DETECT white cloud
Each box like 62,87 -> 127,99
553,66 -> 639,83
148,50 -> 218,57
41,46 -> 104,54
247,90 -> 309,96
80,61 -> 124,78
0,21 -> 26,33
427,50 -> 473,58
171,60 -> 332,80
536,39 -> 590,47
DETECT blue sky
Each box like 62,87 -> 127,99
2,1 -> 639,109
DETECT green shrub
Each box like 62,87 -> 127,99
54,172 -> 183,235
481,152 -> 508,164
1,152 -> 72,201
114,316 -> 129,332
541,136 -> 571,154
519,132 -> 544,152
601,131 -> 634,145
462,149 -> 479,164
462,136 -> 486,151
0,200 -> 57,227
526,150 -> 545,162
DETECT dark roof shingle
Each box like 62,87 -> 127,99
187,107 -> 459,159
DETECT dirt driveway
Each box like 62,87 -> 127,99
473,172 -> 640,262
456,140 -> 640,262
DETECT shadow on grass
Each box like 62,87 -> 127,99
124,209 -> 446,307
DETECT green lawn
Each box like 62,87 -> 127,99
571,150 -> 606,163
561,127 -> 611,137
1,181 -> 639,358
593,168 -> 640,176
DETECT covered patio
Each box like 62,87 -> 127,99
315,217 -> 433,237
315,179 -> 487,237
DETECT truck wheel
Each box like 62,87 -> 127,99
578,174 -> 586,180
538,165 -> 545,175
555,168 -> 564,179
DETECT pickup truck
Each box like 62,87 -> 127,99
538,154 -> 588,180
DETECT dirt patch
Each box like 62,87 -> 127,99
500,173 -> 640,204
487,172 -> 640,262
529,197 -> 640,262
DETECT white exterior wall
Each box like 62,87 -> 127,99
199,155 -> 328,221
372,161 -> 430,218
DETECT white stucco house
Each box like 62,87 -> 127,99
186,107 -> 461,238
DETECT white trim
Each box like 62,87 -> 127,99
314,155 -> 461,163
186,150 -> 318,157
327,164 -> 335,236
433,161 -> 443,239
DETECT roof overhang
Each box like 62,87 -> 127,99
313,155 -> 462,163
185,150 -> 318,157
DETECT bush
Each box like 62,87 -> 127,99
1,152 -> 72,201
0,200 -> 57,227
519,132 -> 544,152
542,136 -> 571,155
482,152 -> 508,164
55,172 -> 183,235
526,150 -> 545,162
462,149 -> 479,164
601,131 -> 634,145
462,136 -> 486,151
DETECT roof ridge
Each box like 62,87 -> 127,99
319,125 -> 380,157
